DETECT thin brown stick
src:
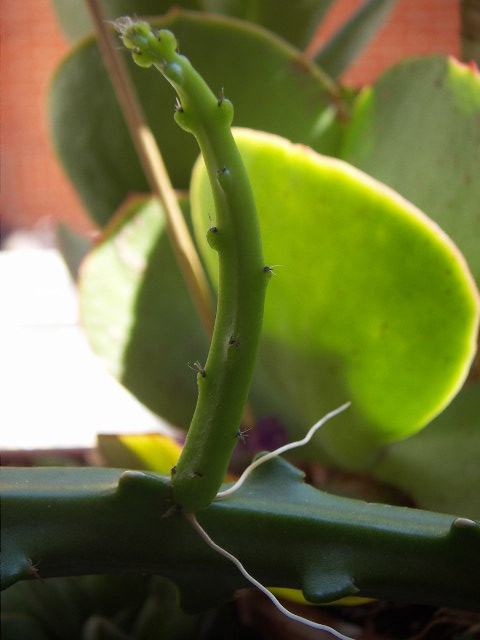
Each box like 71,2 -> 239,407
85,0 -> 215,336
84,1 -> 257,428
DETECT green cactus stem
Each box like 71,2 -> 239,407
116,19 -> 269,512
2,463 -> 479,612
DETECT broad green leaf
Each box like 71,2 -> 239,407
1,575 -> 199,640
78,195 -> 294,431
55,222 -> 92,280
97,433 -> 182,473
49,10 -> 340,227
49,0 -> 332,48
341,56 -> 480,286
203,0 -> 335,49
269,588 -> 374,607
372,381 -> 480,519
191,128 -> 479,467
48,0 -> 93,42
79,196 -> 209,428
97,433 -> 238,481
48,0 -> 202,42
314,0 -> 396,78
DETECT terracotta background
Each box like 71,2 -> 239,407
1,0 -> 460,237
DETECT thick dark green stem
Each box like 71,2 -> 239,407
2,464 -> 479,612
116,20 -> 269,512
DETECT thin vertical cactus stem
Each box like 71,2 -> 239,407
117,19 -> 270,512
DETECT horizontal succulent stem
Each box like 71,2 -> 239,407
2,465 -> 479,613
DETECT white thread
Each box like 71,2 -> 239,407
187,403 -> 355,639
216,402 -> 351,500
186,512 -> 355,640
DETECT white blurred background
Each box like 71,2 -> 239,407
0,229 -> 167,451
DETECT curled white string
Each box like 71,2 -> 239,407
216,401 -> 351,500
186,512 -> 355,640
185,403 -> 355,639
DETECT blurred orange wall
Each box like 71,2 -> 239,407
1,0 -> 460,236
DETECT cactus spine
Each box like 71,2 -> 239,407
117,20 -> 269,512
